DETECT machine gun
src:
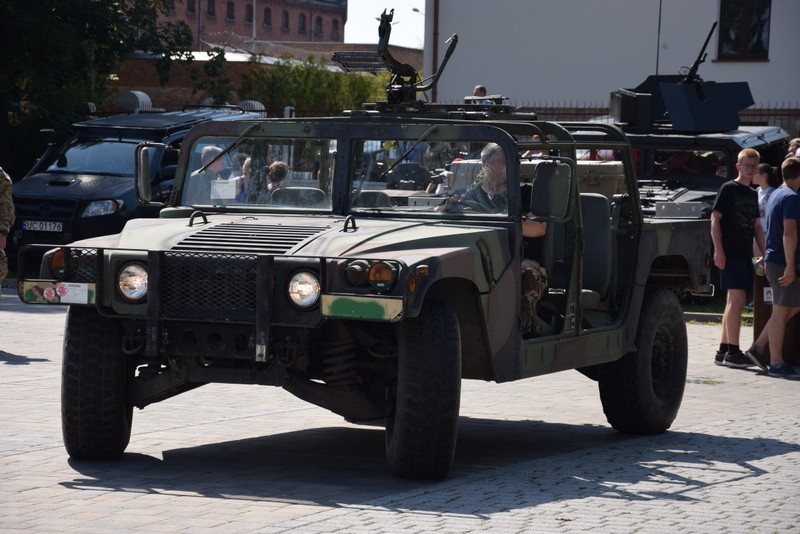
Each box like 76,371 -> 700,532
332,9 -> 458,107
680,21 -> 718,100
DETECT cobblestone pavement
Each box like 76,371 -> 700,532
1,287 -> 798,533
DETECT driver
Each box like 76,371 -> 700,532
441,143 -> 546,239
456,142 -> 508,212
442,143 -> 551,337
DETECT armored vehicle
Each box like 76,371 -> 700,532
9,105 -> 262,272
17,11 -> 713,480
595,23 -> 788,218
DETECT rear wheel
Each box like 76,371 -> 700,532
386,301 -> 461,480
62,307 -> 134,459
599,287 -> 687,434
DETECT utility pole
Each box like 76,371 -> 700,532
252,0 -> 257,41
196,0 -> 203,51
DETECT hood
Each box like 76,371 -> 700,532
108,213 -> 507,263
13,171 -> 133,201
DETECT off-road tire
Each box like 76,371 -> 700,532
598,287 -> 687,434
62,307 -> 133,459
386,301 -> 461,480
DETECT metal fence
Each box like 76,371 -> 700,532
509,100 -> 800,136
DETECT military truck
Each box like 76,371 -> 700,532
17,10 -> 713,480
9,105 -> 262,272
590,23 -> 788,219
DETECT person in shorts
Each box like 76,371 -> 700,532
745,157 -> 800,379
710,148 -> 765,368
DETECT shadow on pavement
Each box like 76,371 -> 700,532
0,350 -> 49,365
60,415 -> 799,513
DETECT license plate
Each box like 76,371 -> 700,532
22,220 -> 63,232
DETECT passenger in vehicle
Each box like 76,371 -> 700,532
266,161 -> 289,201
235,157 -> 252,203
185,146 -> 227,204
442,143 -> 550,337
241,160 -> 289,204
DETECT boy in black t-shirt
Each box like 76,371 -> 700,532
710,148 -> 765,368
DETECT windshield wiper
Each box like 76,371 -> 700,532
375,125 -> 439,183
196,123 -> 259,174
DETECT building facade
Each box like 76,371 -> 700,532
423,0 -> 800,115
164,0 -> 347,49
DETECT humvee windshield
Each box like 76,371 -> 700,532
182,133 -> 514,218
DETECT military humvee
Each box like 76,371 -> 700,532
585,22 -> 788,219
17,10 -> 713,480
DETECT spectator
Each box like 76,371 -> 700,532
752,163 -> 782,264
710,148 -> 765,368
786,138 -> 800,160
745,157 -> 800,379
0,167 -> 15,293
472,84 -> 492,105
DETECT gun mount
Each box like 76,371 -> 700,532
332,9 -> 460,110
610,21 -> 753,133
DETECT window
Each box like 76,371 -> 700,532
298,14 -> 307,33
263,7 -> 272,27
187,0 -> 196,15
245,4 -> 253,24
314,16 -> 323,36
281,10 -> 289,31
207,0 -> 216,17
718,0 -> 771,60
331,19 -> 340,39
226,1 -> 235,21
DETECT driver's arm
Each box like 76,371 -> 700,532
522,216 -> 546,238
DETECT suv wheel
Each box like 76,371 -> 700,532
598,287 -> 687,434
385,301 -> 461,480
62,307 -> 134,459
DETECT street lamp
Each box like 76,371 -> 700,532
412,7 -> 425,15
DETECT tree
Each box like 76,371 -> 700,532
238,55 -> 389,117
188,48 -> 233,105
0,0 -> 193,179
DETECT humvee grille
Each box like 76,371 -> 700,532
161,252 -> 258,321
65,248 -> 98,283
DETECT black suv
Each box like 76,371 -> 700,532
9,106 -> 261,272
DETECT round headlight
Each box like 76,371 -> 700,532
288,271 -> 320,308
117,263 -> 148,302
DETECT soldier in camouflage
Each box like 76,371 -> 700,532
0,167 -> 15,287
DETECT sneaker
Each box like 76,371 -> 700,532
723,349 -> 754,369
767,363 -> 800,380
744,345 -> 769,372
714,350 -> 726,366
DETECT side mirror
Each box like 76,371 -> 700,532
525,160 -> 573,220
134,143 -> 167,206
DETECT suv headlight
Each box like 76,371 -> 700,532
117,263 -> 148,302
288,271 -> 320,308
82,200 -> 122,217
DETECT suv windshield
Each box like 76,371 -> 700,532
182,133 -> 514,218
46,138 -> 139,176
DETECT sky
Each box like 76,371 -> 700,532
345,0 -> 425,49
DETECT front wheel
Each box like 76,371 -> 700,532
598,287 -> 687,434
62,307 -> 134,459
386,301 -> 461,480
